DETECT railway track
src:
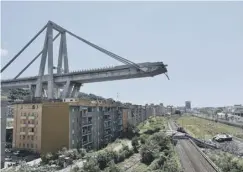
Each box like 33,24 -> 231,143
169,120 -> 221,172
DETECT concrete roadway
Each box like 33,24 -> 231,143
169,121 -> 217,172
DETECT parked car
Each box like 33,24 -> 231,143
213,134 -> 233,142
5,156 -> 12,161
13,151 -> 20,156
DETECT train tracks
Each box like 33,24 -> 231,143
168,120 -> 221,172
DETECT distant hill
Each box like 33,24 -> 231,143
1,88 -> 111,102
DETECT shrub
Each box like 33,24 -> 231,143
163,156 -> 180,172
140,144 -> 156,165
209,152 -> 243,172
70,166 -> 80,172
104,160 -> 122,172
116,151 -> 125,163
97,151 -> 109,170
140,136 -> 146,144
41,152 -> 53,165
132,137 -> 139,153
78,148 -> 86,158
82,157 -> 100,172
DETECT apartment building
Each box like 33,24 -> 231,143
1,98 -> 9,168
123,104 -> 147,129
12,101 -> 69,155
68,99 -> 123,151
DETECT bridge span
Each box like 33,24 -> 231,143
1,21 -> 168,99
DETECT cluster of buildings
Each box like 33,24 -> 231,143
1,97 -> 166,167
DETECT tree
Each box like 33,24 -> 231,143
132,137 -> 139,153
82,157 -> 100,172
140,142 -> 159,165
104,161 -> 122,172
78,148 -> 87,158
97,150 -> 109,170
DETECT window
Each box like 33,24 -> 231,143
19,143 -> 21,147
23,143 -> 25,148
23,135 -> 25,139
27,136 -> 30,140
20,136 -> 21,140
31,128 -> 34,132
72,140 -> 74,145
31,144 -> 33,148
32,105 -> 35,109
36,144 -> 37,148
31,136 -> 34,140
88,107 -> 92,112
27,144 -> 29,148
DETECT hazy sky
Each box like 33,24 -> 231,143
1,1 -> 243,107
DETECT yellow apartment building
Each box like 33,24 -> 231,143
13,102 -> 69,155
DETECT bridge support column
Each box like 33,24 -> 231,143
70,83 -> 81,98
47,23 -> 54,99
29,85 -> 36,99
62,80 -> 73,98
35,22 -> 49,98
57,33 -> 69,74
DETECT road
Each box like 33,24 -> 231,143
169,121 -> 218,172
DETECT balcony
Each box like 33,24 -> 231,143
20,124 -> 26,127
104,121 -> 111,129
104,116 -> 111,121
28,124 -> 35,128
28,132 -> 35,135
104,124 -> 111,129
20,116 -> 26,119
82,130 -> 92,135
82,140 -> 92,146
20,132 -> 26,135
28,116 -> 35,120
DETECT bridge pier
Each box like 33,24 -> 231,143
70,83 -> 82,98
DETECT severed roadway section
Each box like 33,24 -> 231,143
169,121 -> 218,172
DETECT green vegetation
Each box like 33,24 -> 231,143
81,144 -> 134,171
137,116 -> 168,140
131,162 -> 148,172
132,136 -> 139,153
139,132 -> 181,172
123,116 -> 182,172
177,116 -> 243,139
40,147 -> 87,168
207,151 -> 243,172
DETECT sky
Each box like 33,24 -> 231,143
1,1 -> 243,107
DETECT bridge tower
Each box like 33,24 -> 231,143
33,21 -> 81,99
